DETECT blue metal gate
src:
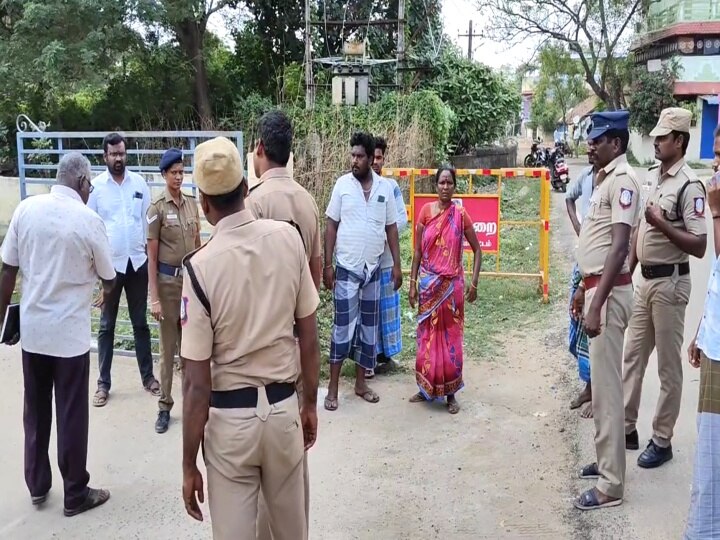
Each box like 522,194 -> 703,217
15,121 -> 244,358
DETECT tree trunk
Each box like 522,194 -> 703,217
175,20 -> 213,129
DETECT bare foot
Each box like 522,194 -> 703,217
580,401 -> 593,419
570,382 -> 592,410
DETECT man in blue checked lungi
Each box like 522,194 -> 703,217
323,132 -> 403,411
368,136 -> 408,378
566,143 -> 597,418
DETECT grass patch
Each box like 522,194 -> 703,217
88,177 -> 564,379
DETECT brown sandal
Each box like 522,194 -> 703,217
92,388 -> 109,408
409,392 -> 427,403
144,379 -> 161,397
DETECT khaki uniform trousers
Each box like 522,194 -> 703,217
256,374 -> 309,540
585,283 -> 634,499
205,387 -> 307,540
623,273 -> 690,447
158,275 -> 183,412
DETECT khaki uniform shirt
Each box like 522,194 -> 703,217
147,190 -> 200,266
636,159 -> 707,266
246,168 -> 321,262
577,154 -> 641,277
180,210 -> 320,391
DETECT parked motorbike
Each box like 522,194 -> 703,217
524,141 -> 542,167
550,150 -> 570,192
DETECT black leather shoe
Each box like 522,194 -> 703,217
155,411 -> 170,434
637,440 -> 673,469
626,430 -> 639,450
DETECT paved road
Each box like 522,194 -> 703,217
561,159 -> 715,539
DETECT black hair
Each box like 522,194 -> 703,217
374,136 -> 387,155
602,129 -> 629,153
350,132 -> 375,159
203,182 -> 244,212
434,166 -> 457,185
257,110 -> 292,166
671,130 -> 691,155
715,125 -> 720,138
103,133 -> 126,154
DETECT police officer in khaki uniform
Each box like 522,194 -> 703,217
246,111 -> 320,540
571,111 -> 641,510
623,107 -> 707,467
180,137 -> 321,540
147,148 -> 201,434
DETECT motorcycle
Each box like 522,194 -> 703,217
523,140 -> 547,167
550,151 -> 570,192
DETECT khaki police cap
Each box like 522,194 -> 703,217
649,107 -> 692,137
194,137 -> 243,196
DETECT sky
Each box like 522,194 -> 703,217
207,1 -> 536,71
441,0 -> 536,69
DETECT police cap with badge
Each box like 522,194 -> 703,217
587,110 -> 630,141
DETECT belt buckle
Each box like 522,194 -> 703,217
174,267 -> 181,278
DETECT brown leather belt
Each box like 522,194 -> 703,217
583,273 -> 632,291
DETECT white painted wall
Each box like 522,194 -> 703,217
630,124 -> 705,165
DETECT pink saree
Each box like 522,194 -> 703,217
416,204 -> 465,399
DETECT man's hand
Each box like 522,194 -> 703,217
182,464 -> 205,521
688,338 -> 701,369
150,301 -> 163,322
300,405 -> 318,451
708,180 -> 720,217
571,287 -> 585,320
584,306 -> 602,338
323,266 -> 335,291
644,202 -> 664,228
92,289 -> 107,310
391,264 -> 403,291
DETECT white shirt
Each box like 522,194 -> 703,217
325,172 -> 398,276
380,177 -> 408,269
88,169 -> 151,273
697,254 -> 720,361
1,186 -> 116,357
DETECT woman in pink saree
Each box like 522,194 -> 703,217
409,167 -> 482,414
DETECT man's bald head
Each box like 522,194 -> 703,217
57,152 -> 93,203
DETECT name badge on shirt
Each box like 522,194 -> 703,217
167,213 -> 178,220
134,191 -> 143,199
377,195 -> 385,203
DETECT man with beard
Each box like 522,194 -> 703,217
565,135 -> 598,418
323,132 -> 402,411
89,133 -> 159,407
571,111 -> 641,510
147,148 -> 201,433
369,136 -> 408,377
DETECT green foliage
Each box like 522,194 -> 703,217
531,44 -> 587,134
628,63 -> 678,135
425,53 -> 520,153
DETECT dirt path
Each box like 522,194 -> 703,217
0,181 -> 592,539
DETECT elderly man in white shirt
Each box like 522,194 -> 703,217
322,132 -> 402,411
0,152 -> 115,516
88,133 -> 159,407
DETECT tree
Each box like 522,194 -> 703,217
628,63 -> 678,135
476,0 -> 642,110
531,44 -> 587,133
426,52 -> 520,152
138,0 -> 239,128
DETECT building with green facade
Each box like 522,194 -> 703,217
632,0 -> 719,160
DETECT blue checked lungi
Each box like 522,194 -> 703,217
568,263 -> 591,383
376,267 -> 402,358
330,265 -> 381,370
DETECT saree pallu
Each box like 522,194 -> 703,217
415,204 -> 465,400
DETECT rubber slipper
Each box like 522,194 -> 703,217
573,488 -> 622,511
92,389 -> 108,408
578,462 -> 600,479
409,392 -> 426,403
144,379 -> 161,397
324,396 -> 338,412
64,488 -> 110,517
365,369 -> 375,379
355,389 -> 380,403
447,401 -> 461,414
